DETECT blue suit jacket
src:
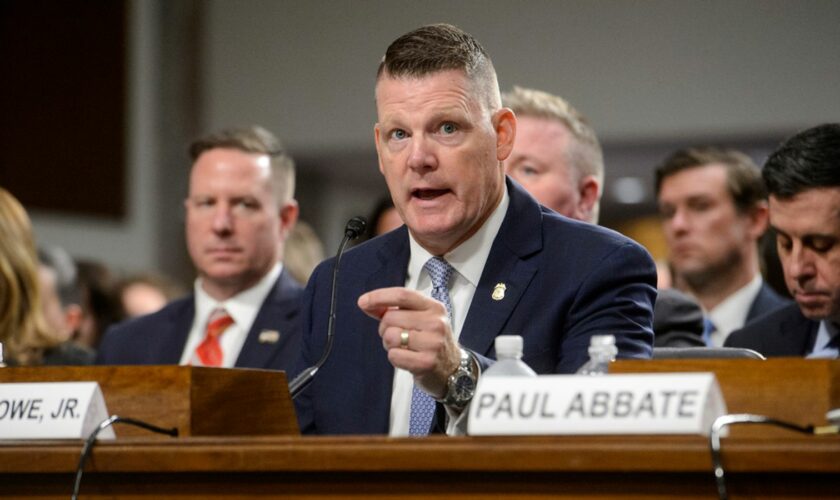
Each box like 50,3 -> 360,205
725,302 -> 818,356
96,271 -> 303,371
746,282 -> 790,322
294,180 -> 657,435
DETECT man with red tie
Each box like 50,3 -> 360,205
97,126 -> 303,371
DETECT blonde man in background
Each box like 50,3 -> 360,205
503,86 -> 604,223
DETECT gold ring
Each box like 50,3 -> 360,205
399,330 -> 410,349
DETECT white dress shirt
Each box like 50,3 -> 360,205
807,321 -> 840,359
389,187 -> 510,437
179,263 -> 282,367
707,274 -> 763,347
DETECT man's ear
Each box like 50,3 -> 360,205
493,108 -> 516,161
576,175 -> 601,223
279,200 -> 300,237
747,200 -> 770,239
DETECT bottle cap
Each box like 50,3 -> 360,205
495,335 -> 524,357
589,334 -> 616,347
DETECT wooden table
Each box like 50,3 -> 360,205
2,434 -> 838,499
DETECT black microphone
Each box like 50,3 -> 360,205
288,216 -> 367,399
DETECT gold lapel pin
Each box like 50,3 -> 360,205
492,283 -> 506,301
258,330 -> 280,344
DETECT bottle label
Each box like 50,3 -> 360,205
468,373 -> 726,436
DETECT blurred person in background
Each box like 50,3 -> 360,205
97,125 -> 303,370
115,271 -> 186,319
502,85 -> 603,224
283,220 -> 325,285
73,259 -> 120,350
364,195 -> 403,240
0,188 -> 93,365
37,245 -> 84,342
501,85 -> 699,347
656,147 -> 789,346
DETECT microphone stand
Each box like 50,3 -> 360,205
288,217 -> 366,399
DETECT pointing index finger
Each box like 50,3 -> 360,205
358,287 -> 434,319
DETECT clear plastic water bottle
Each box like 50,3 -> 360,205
484,335 -> 537,377
575,334 -> 617,375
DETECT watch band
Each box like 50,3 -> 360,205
435,347 -> 478,410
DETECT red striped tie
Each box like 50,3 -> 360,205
195,308 -> 233,367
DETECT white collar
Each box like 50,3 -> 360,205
193,262 -> 282,329
406,186 -> 509,289
708,274 -> 763,340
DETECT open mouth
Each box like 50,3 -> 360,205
413,188 -> 450,200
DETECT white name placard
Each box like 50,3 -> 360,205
468,373 -> 726,436
0,382 -> 114,440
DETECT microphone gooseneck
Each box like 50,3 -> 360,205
288,216 -> 366,399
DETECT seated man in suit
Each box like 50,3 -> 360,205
726,123 -> 840,358
502,86 -> 603,224
295,24 -> 657,436
499,86 -> 704,348
97,126 -> 303,370
655,147 -> 789,346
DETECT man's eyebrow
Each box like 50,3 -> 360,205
684,193 -> 714,201
770,225 -> 788,237
428,107 -> 469,121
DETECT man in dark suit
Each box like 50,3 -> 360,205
295,24 -> 657,436
656,147 -> 789,346
97,126 -> 302,370
726,124 -> 840,358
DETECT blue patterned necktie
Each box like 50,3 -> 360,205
702,316 -> 716,347
408,257 -> 455,436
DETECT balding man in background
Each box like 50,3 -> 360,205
97,126 -> 303,371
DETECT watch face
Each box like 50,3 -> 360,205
452,373 -> 476,399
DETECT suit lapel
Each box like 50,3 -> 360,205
460,180 -> 542,356
158,298 -> 195,364
777,305 -> 819,355
236,272 -> 300,368
746,283 -> 788,322
367,228 -> 411,291
364,229 -> 411,409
